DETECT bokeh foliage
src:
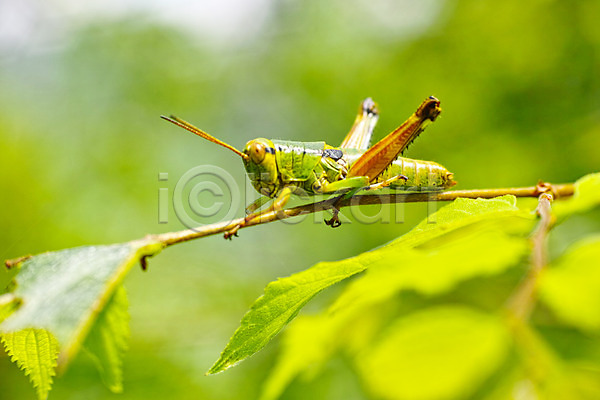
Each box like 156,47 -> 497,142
1,0 -> 599,399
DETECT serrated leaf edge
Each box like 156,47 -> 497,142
1,329 -> 59,400
84,286 -> 130,393
57,239 -> 162,369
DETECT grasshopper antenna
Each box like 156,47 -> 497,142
161,115 -> 249,160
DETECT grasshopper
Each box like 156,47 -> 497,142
162,96 -> 455,239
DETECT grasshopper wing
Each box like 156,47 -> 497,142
339,98 -> 379,151
347,96 -> 442,182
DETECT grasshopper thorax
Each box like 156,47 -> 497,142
243,138 -> 279,196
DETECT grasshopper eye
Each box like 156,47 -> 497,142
248,142 -> 266,164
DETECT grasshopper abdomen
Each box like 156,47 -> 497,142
379,157 -> 455,191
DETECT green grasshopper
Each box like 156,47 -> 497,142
162,96 -> 455,239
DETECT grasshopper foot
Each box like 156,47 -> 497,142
140,256 -> 149,271
224,226 -> 240,240
324,208 -> 342,228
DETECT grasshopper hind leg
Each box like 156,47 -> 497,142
366,174 -> 408,191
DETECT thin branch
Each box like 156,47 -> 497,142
506,192 -> 555,320
150,182 -> 573,246
5,255 -> 31,269
2,182 -> 573,269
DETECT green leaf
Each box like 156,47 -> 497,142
357,306 -> 511,400
260,306 -> 390,400
476,362 -> 600,400
565,365 -> 600,400
538,236 -> 600,332
210,196 -> 534,376
331,223 -> 531,315
553,173 -> 600,218
510,321 -> 600,399
0,239 -> 162,370
258,196 -> 535,399
410,194 -> 520,232
261,222 -> 528,399
1,329 -> 59,400
259,314 -> 339,400
395,195 -> 524,246
331,197 -> 534,313
207,257 -> 367,374
84,285 -> 130,393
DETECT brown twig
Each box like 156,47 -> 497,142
506,192 -> 555,320
150,182 -> 573,246
3,182 -> 573,269
4,255 -> 32,269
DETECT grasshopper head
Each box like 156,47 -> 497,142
243,138 -> 279,193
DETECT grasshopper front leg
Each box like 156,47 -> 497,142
224,187 -> 294,239
245,195 -> 272,215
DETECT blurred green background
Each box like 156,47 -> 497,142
1,0 -> 599,398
